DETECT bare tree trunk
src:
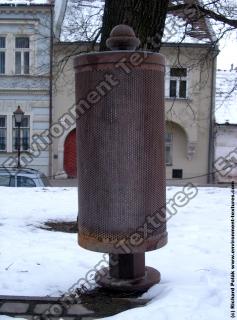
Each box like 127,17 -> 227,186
100,0 -> 169,51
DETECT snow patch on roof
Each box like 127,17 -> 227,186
163,14 -> 211,44
54,0 -> 68,39
215,69 -> 237,124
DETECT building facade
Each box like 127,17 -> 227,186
214,69 -> 237,183
50,0 -> 218,184
214,123 -> 237,183
0,2 -> 52,175
0,0 -> 219,185
52,41 -> 217,184
162,44 -> 217,183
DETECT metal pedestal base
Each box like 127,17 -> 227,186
96,254 -> 160,292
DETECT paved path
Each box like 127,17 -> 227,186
0,292 -> 149,319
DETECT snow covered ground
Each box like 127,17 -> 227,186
0,186 -> 233,319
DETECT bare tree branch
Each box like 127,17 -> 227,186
168,3 -> 237,28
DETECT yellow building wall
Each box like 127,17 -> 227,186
53,44 -> 214,184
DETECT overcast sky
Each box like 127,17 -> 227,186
217,29 -> 237,70
0,0 -> 236,72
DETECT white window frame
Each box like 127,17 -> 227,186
15,36 -> 30,75
166,66 -> 188,99
0,109 -> 32,153
0,36 -> 6,74
0,17 -> 38,74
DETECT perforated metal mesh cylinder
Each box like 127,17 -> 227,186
74,51 -> 167,254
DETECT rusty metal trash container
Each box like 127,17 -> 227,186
74,25 -> 167,291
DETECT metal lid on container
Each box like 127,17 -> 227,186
74,24 -> 165,71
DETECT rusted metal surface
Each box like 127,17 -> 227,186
109,254 -> 145,279
75,24 -> 167,292
106,24 -> 140,50
75,55 -> 166,252
74,51 -> 165,72
78,229 -> 168,253
75,25 -> 167,255
96,266 -> 161,292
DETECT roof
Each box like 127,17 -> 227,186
0,0 -> 52,4
0,0 -> 51,4
0,0 -> 63,37
54,0 -> 68,38
60,0 -> 214,43
216,123 -> 237,127
215,69 -> 237,125
162,14 -> 212,44
0,167 -> 42,176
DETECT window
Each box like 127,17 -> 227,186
169,67 -> 187,98
0,37 -> 5,74
13,115 -> 30,151
0,175 -> 11,186
17,176 -> 36,187
0,116 -> 6,151
40,174 -> 50,187
15,37 -> 30,75
172,169 -> 183,179
165,132 -> 173,165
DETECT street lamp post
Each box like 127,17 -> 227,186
13,106 -> 24,168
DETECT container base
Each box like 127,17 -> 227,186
95,266 -> 160,292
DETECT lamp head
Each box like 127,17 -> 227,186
14,106 -> 24,124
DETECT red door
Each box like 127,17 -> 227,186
64,129 -> 77,178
